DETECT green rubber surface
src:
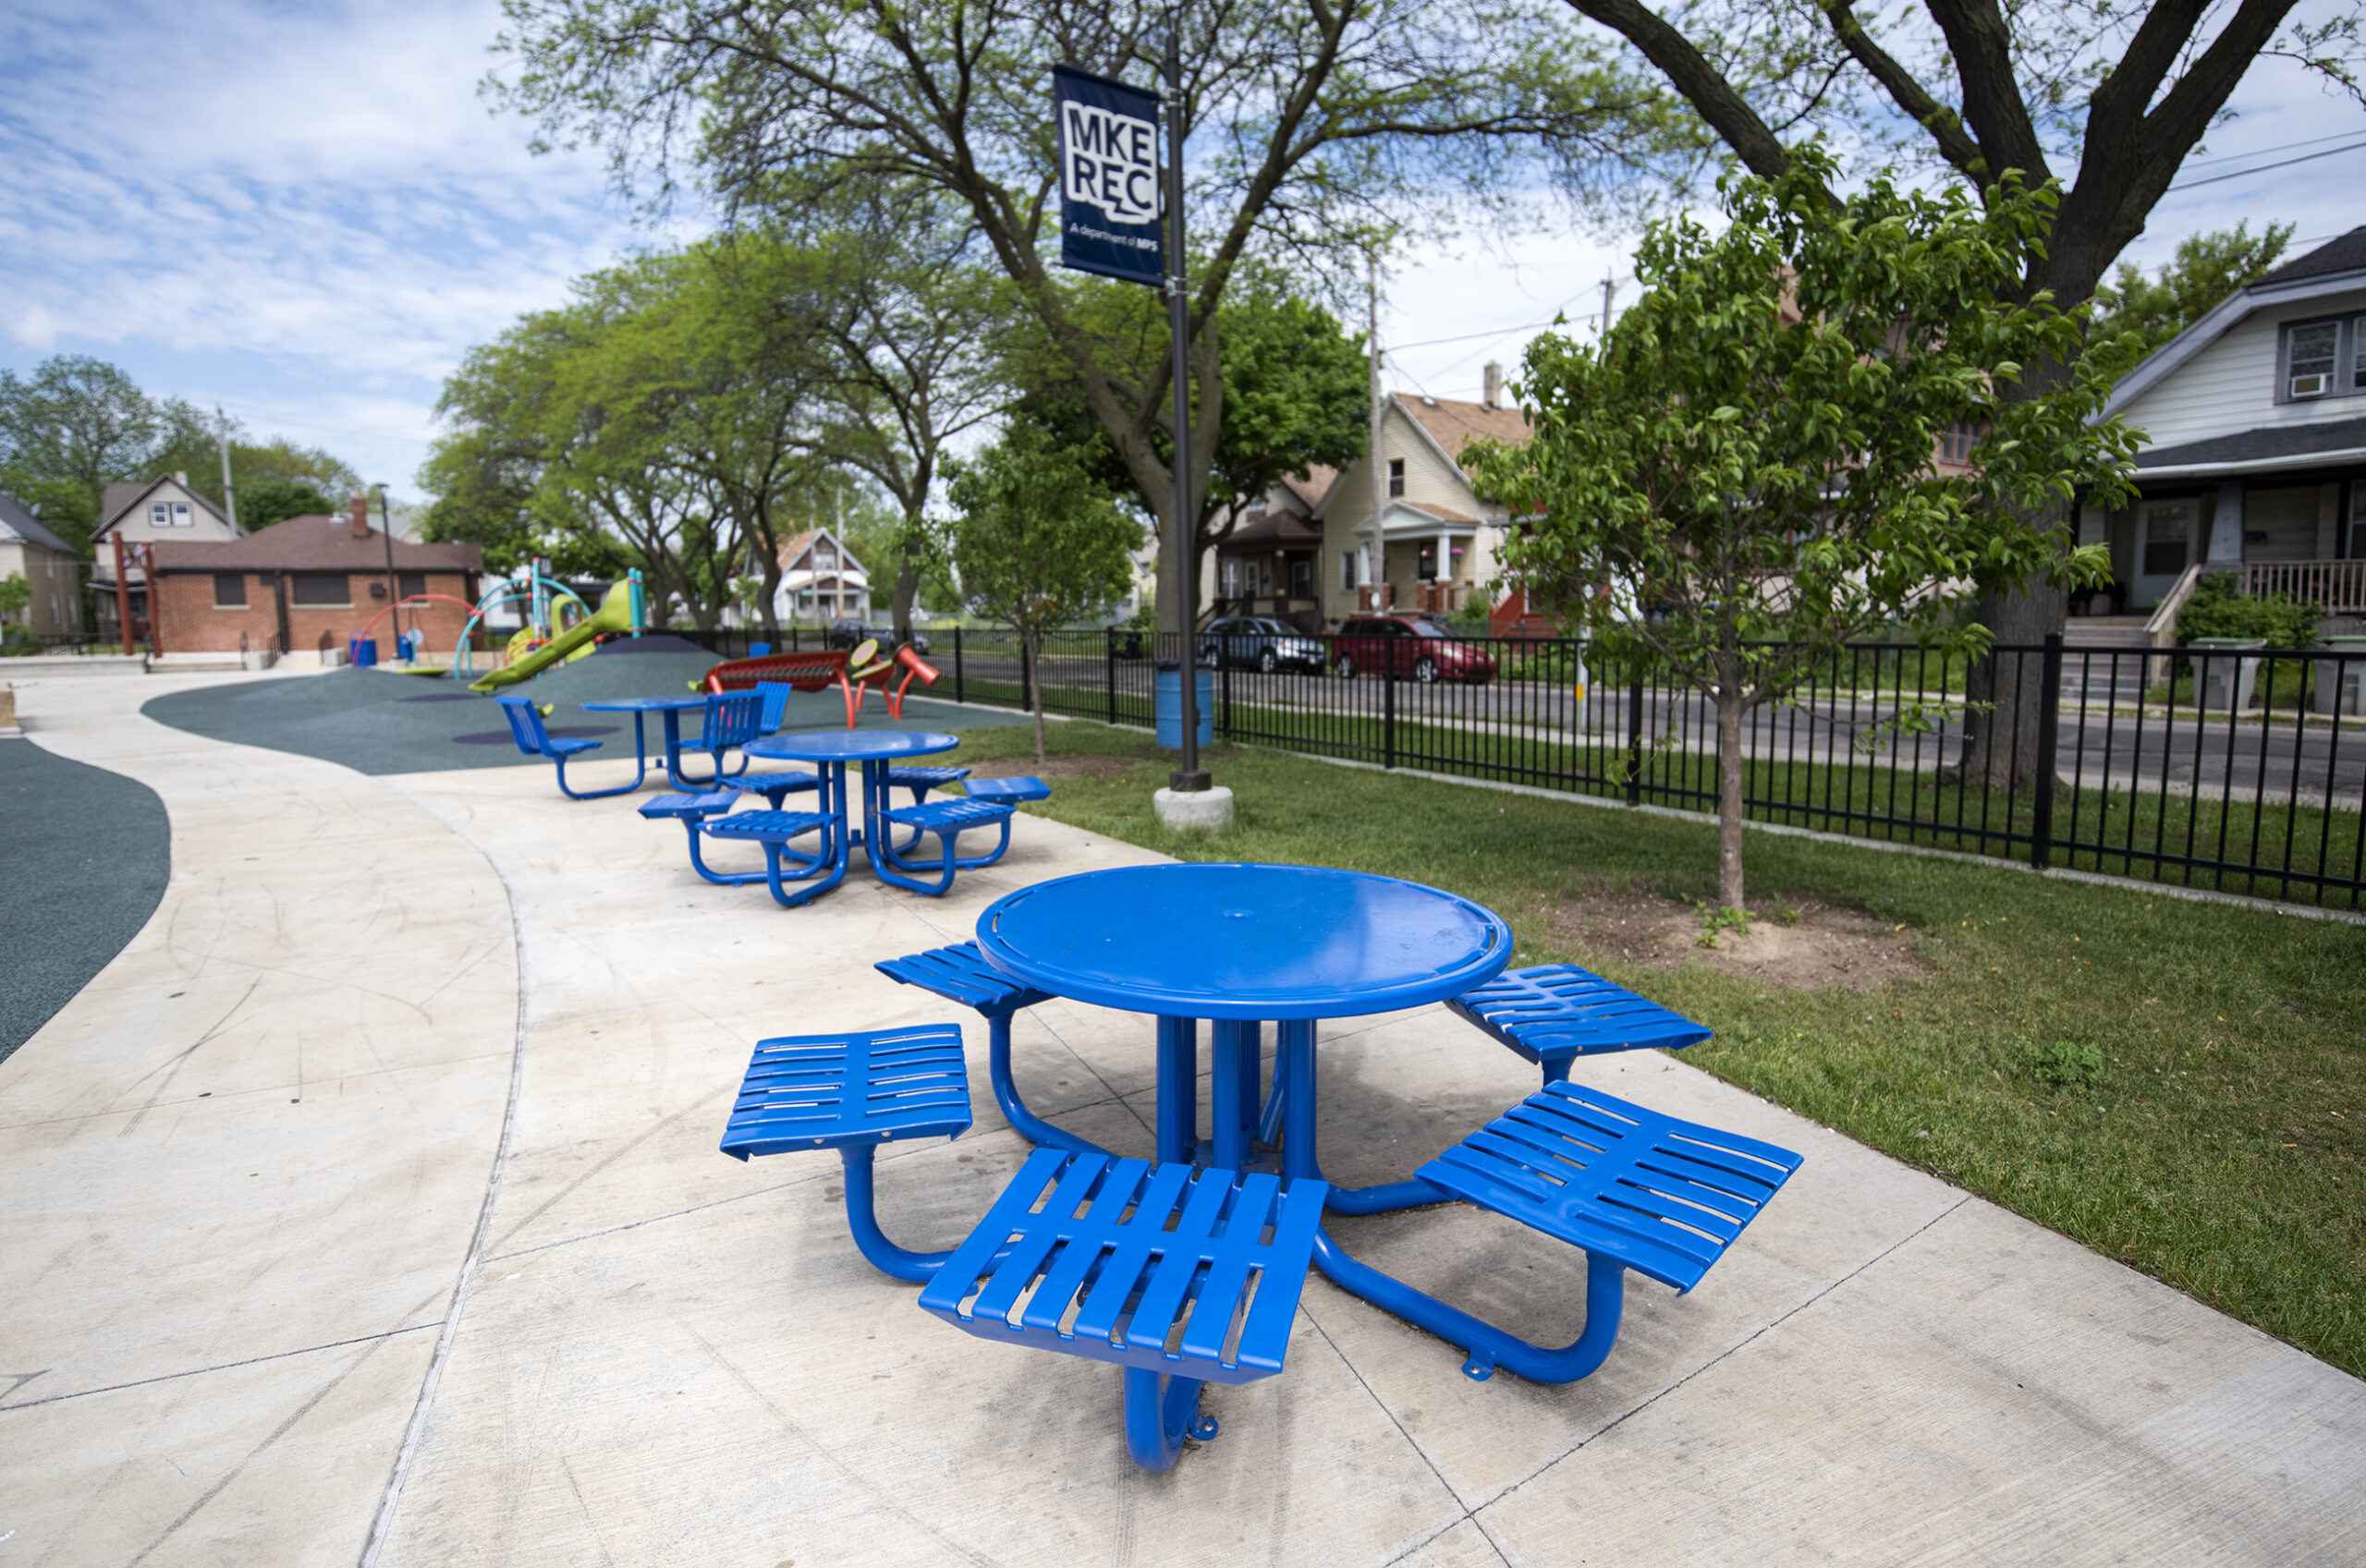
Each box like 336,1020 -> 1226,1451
1,737 -> 170,1063
140,638 -> 1025,777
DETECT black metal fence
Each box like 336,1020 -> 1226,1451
674,623 -> 2365,909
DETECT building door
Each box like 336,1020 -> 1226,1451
2134,497 -> 2198,608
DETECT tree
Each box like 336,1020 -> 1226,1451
236,478 -> 343,531
1012,264 -> 1371,564
493,0 -> 1680,636
0,357 -> 169,552
1554,0 -> 2365,783
1465,149 -> 2137,913
2088,221 -> 2296,375
948,420 -> 1142,762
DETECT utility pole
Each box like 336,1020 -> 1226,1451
374,483 -> 402,650
1164,9 -> 1207,795
1599,274 -> 1618,342
216,405 -> 239,531
1364,255 -> 1384,609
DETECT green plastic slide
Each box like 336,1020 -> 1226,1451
467,580 -> 639,692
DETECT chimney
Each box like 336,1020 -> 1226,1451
350,494 -> 371,540
1482,361 -> 1502,409
174,470 -> 189,486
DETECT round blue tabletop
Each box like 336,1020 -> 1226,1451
579,694 -> 711,711
977,863 -> 1511,1020
744,730 -> 959,763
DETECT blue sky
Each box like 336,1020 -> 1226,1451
4,0 -> 2364,499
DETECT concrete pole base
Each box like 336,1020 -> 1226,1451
1153,785 -> 1235,833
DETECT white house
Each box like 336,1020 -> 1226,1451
89,473 -> 241,642
771,529 -> 872,625
0,492 -> 85,640
2094,227 -> 2366,619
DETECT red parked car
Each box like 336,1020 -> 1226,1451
1331,614 -> 1497,685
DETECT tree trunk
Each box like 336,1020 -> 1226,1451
892,551 -> 920,644
1715,675 -> 1746,913
1024,627 -> 1047,764
1959,575 -> 2065,789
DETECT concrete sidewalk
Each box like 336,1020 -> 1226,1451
2,669 -> 2360,1566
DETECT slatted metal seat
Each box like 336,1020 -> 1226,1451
1447,964 -> 1713,1086
495,694 -> 642,798
637,789 -> 738,821
701,808 -> 847,906
920,1149 -> 1329,1468
872,797 -> 1014,895
718,1025 -> 971,1282
961,775 -> 1052,804
876,943 -> 1095,1157
722,683 -> 826,808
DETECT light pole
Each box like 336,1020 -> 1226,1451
1164,11 -> 1208,796
373,483 -> 401,653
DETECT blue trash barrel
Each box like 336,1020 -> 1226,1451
348,636 -> 379,667
1153,663 -> 1213,748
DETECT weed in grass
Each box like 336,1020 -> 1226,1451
2032,1040 -> 2106,1088
1695,903 -> 1753,949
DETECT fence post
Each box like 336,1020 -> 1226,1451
1384,664 -> 1396,770
1105,628 -> 1117,723
1221,658 -> 1232,738
1020,638 -> 1034,715
1626,674 -> 1646,806
2031,633 -> 2063,869
953,625 -> 965,704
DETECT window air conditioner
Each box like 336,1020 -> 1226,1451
2290,371 -> 2330,398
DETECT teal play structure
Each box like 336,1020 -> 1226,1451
455,563 -> 646,690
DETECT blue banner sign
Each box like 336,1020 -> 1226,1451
1054,64 -> 1164,287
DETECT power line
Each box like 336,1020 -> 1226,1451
2166,139 -> 2366,191
2180,127 -> 2366,169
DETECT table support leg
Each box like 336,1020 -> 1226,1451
1311,1227 -> 1628,1385
1155,1019 -> 1198,1166
1123,1370 -> 1215,1471
1279,1020 -> 1317,1180
986,1010 -> 1113,1157
836,1146 -> 954,1284
1210,1021 -> 1255,1170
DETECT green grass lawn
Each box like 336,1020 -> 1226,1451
945,718 -> 2366,1378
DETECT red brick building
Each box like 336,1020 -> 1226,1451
150,498 -> 483,659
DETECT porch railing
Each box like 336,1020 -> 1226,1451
2241,558 -> 2366,614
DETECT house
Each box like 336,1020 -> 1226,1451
1291,364 -> 1530,626
2093,226 -> 2366,623
89,473 -> 242,643
1211,468 -> 1331,629
772,529 -> 871,626
147,497 -> 482,659
0,492 -> 87,640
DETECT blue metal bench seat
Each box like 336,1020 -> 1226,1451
720,1024 -> 971,1282
1447,964 -> 1714,1086
960,775 -> 1051,804
495,694 -> 644,798
1313,1079 -> 1800,1385
919,1148 -> 1329,1470
701,808 -> 847,906
875,942 -> 1103,1159
872,797 -> 1014,895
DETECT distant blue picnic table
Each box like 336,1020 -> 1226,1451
579,693 -> 718,790
743,730 -> 1010,895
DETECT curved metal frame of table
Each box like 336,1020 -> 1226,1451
579,694 -> 741,792
745,732 -> 1006,896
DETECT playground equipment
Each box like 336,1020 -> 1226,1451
352,593 -> 478,675
457,566 -> 645,693
839,639 -> 941,728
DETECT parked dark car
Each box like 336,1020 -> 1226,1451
825,619 -> 930,657
1331,614 -> 1496,685
1197,615 -> 1327,673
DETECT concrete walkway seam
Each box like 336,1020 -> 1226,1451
359,807 -> 533,1568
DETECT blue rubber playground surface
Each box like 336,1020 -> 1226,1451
140,637 -> 1024,776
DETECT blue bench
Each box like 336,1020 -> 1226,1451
701,807 -> 847,906
875,942 -> 1105,1158
720,1024 -> 971,1282
1317,1079 -> 1800,1386
961,775 -> 1051,805
920,1148 -> 1329,1470
872,797 -> 1014,895
1447,964 -> 1714,1087
494,695 -> 644,798
637,790 -> 779,887
673,689 -> 764,788
722,682 -> 826,808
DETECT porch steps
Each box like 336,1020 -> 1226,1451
2061,619 -> 2153,704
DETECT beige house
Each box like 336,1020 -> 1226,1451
90,474 -> 241,642
1314,371 -> 1529,624
0,492 -> 86,640
771,529 -> 872,626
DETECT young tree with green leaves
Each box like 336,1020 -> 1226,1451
948,420 -> 1142,763
492,0 -> 1681,637
1466,149 -> 2138,913
2087,221 -> 2297,375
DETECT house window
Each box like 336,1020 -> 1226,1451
1341,550 -> 1358,593
173,503 -> 191,526
150,503 -> 170,526
290,573 -> 349,605
1289,556 -> 1312,598
213,573 -> 247,607
1417,541 -> 1438,580
2138,499 -> 2195,578
2285,319 -> 2341,399
399,572 -> 426,600
1937,422 -> 1979,465
1387,458 -> 1406,498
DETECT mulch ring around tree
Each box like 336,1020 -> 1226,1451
1548,891 -> 1935,992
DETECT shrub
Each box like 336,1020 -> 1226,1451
2177,572 -> 2322,649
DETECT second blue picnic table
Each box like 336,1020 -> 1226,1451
579,692 -> 719,791
744,729 -> 1001,893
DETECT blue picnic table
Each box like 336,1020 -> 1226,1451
579,693 -> 724,791
743,730 -> 1011,894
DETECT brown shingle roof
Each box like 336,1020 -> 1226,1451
1396,394 -> 1530,460
148,513 -> 482,573
1275,465 -> 1337,513
97,477 -> 232,536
